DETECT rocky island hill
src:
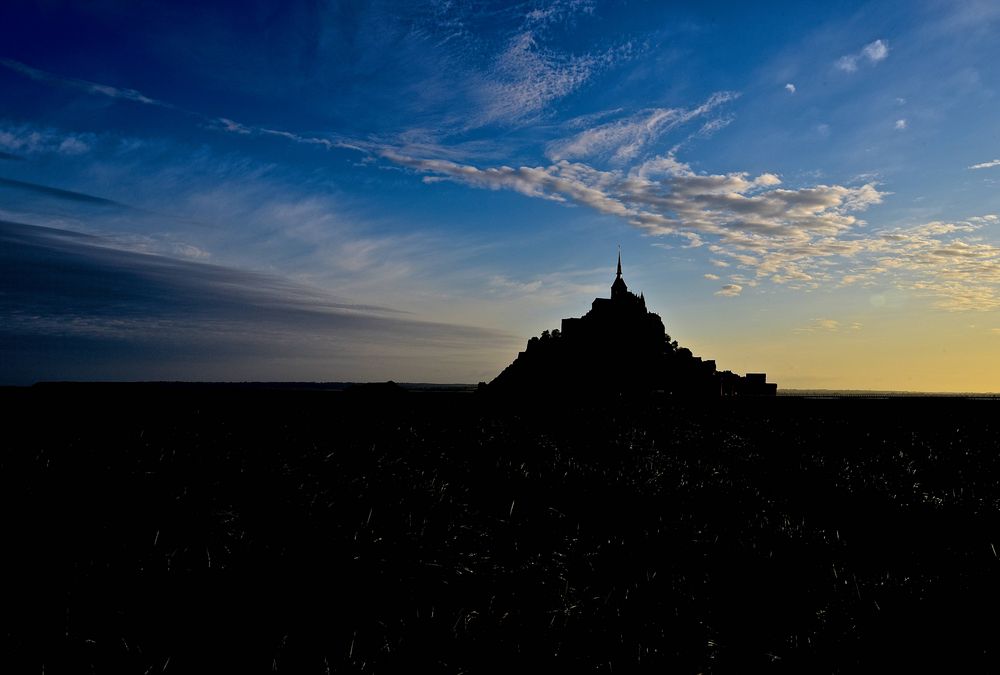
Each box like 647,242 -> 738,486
489,254 -> 776,396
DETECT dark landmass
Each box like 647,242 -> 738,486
490,255 -> 776,396
5,384 -> 1000,672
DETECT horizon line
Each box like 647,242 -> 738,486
8,381 -> 1000,397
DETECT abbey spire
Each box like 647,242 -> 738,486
611,249 -> 629,299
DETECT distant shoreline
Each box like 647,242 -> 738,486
777,389 -> 1000,398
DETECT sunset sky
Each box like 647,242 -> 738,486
3,0 -> 1000,390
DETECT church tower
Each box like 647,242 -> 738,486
611,250 -> 629,300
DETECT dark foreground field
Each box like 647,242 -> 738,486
4,385 -> 1000,672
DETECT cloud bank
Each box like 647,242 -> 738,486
378,147 -> 887,295
0,220 -> 510,384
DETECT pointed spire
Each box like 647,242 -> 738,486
611,246 -> 628,299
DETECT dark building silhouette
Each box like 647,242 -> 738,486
489,253 -> 776,396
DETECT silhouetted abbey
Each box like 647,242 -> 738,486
489,253 -> 776,396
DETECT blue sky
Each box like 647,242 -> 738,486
2,0 -> 1000,388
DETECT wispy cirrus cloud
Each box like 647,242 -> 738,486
0,58 -> 165,106
835,39 -> 890,72
488,267 -> 605,305
471,30 -> 636,128
210,117 -> 350,150
1,11 -> 629,144
0,177 -> 127,207
794,318 -> 863,333
969,159 -> 1000,170
545,91 -> 738,163
0,123 -> 95,156
0,61 -> 354,155
524,0 -> 596,26
0,4 -> 632,155
358,1 -> 636,133
427,1 -> 640,131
